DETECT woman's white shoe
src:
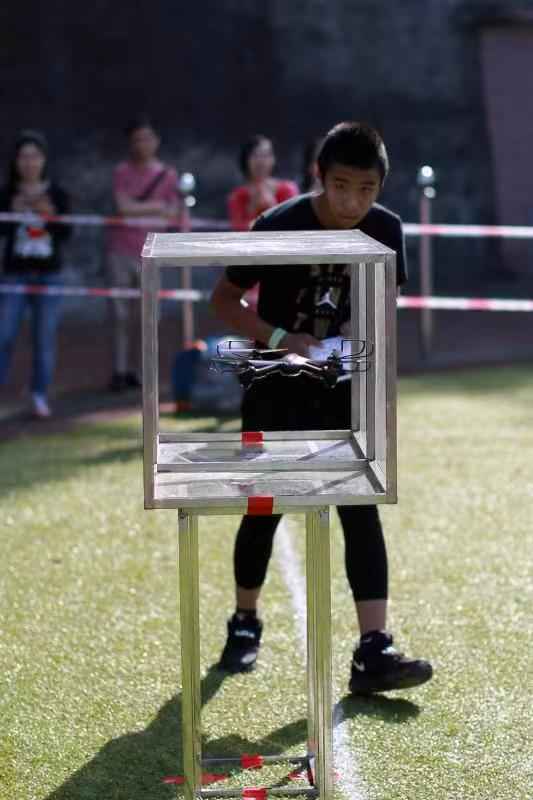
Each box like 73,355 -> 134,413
31,393 -> 52,418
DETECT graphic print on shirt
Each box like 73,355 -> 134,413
13,221 -> 53,260
292,263 -> 350,339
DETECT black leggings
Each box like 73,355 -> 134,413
234,505 -> 388,602
236,375 -> 389,602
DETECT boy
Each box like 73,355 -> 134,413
211,122 -> 432,694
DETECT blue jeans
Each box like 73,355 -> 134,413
0,272 -> 63,395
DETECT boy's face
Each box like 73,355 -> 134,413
322,163 -> 381,228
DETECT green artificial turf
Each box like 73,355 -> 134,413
1,366 -> 532,799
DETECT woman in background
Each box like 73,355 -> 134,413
0,130 -> 71,418
228,135 -> 298,231
228,135 -> 298,311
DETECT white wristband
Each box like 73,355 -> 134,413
268,327 -> 287,349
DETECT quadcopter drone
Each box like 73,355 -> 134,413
210,338 -> 373,390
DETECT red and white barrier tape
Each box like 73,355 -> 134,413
2,211 -> 533,238
403,222 -> 533,239
0,211 -> 228,230
1,283 -> 532,312
397,295 -> 533,312
0,283 -> 207,301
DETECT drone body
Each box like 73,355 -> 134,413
210,339 -> 372,390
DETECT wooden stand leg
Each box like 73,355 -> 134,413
306,507 -> 333,799
178,510 -> 202,800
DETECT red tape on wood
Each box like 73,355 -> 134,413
241,754 -> 264,769
243,789 -> 267,800
242,431 -> 264,445
247,496 -> 274,515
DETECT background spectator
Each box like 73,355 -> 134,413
227,135 -> 298,231
106,116 -> 186,392
0,129 -> 71,418
227,135 -> 299,311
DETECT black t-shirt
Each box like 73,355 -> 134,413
0,183 -> 71,275
226,194 -> 407,339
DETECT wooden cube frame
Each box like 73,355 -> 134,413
141,229 -> 397,513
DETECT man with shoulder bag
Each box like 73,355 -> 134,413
106,116 -> 187,392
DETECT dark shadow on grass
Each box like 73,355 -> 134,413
0,389 -> 143,438
44,666 -> 228,800
335,693 -> 420,723
204,717 -> 308,762
0,439 -> 141,499
197,693 -> 421,792
43,666 -> 309,800
0,418 -> 226,499
43,672 -> 421,800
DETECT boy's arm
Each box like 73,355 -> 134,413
211,276 -> 275,345
210,275 -> 320,356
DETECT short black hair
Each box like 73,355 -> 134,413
317,122 -> 389,183
125,115 -> 158,138
239,134 -> 271,177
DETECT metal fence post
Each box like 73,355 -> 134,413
178,172 -> 196,346
417,165 -> 437,359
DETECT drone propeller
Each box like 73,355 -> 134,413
342,338 -> 372,357
216,339 -> 287,360
302,339 -> 373,373
209,356 -> 247,374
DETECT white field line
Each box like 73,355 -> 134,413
275,518 -> 367,800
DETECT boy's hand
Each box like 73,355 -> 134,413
280,332 -> 321,357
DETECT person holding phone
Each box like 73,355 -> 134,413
0,130 -> 71,418
228,135 -> 299,311
228,135 -> 299,232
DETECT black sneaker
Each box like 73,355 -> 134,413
218,613 -> 263,673
349,630 -> 433,695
